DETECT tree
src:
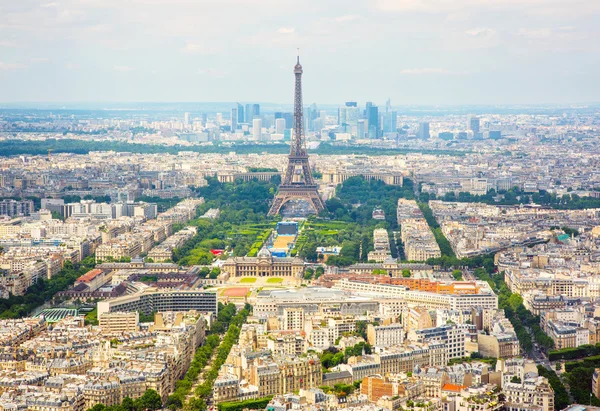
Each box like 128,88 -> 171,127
402,269 -> 411,278
122,397 -> 135,411
134,389 -> 162,411
510,376 -> 521,383
304,267 -> 314,280
452,269 -> 463,281
209,267 -> 221,279
356,321 -> 368,340
507,294 -> 524,312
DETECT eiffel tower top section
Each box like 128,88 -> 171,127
291,53 -> 307,158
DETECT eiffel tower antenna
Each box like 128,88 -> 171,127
268,54 -> 326,217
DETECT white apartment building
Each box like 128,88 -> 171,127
367,323 -> 405,347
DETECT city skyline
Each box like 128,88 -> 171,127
1,0 -> 599,104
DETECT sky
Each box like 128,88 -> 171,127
1,0 -> 599,105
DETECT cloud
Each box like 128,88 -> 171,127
113,65 -> 135,72
65,63 -> 80,70
0,40 -> 17,47
181,43 -> 215,54
376,0 -> 458,12
518,28 -> 554,39
375,0 -> 600,14
465,28 -> 497,38
30,57 -> 50,63
278,27 -> 295,34
0,61 -> 27,70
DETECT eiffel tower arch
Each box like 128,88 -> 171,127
268,56 -> 326,217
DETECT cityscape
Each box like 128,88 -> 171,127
2,2 -> 600,411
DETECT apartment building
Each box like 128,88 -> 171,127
367,323 -> 405,347
98,312 -> 140,335
409,324 -> 466,359
97,288 -> 218,316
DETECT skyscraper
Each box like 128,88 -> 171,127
306,103 -> 318,131
275,112 -> 294,129
338,105 -> 359,133
245,104 -> 260,123
357,119 -> 366,139
244,104 -> 252,123
469,116 -> 480,133
275,118 -> 286,134
184,112 -> 190,126
237,103 -> 244,124
252,118 -> 262,140
231,107 -> 238,131
383,111 -> 397,133
367,104 -> 379,139
418,122 -> 430,139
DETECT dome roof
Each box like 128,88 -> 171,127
257,247 -> 272,259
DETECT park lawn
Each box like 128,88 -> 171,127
240,277 -> 257,283
266,278 -> 283,284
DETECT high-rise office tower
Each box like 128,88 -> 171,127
338,105 -> 359,133
313,117 -> 324,133
307,104 -> 318,131
216,113 -> 222,125
231,107 -> 238,131
365,101 -> 372,116
245,104 -> 252,123
275,112 -> 294,129
237,103 -> 244,124
367,104 -> 379,139
385,98 -> 392,113
252,118 -> 262,140
184,112 -> 190,126
357,119 -> 366,139
383,111 -> 397,133
418,122 -> 430,139
245,104 -> 260,123
275,118 -> 286,134
469,116 -> 480,133
345,101 -> 357,107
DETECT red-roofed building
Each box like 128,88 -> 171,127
75,268 -> 108,291
442,383 -> 467,393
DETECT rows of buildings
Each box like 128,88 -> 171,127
0,198 -> 202,297
367,229 -> 392,263
0,310 -> 208,411
430,201 -> 600,258
397,199 -> 441,262
211,285 -> 550,411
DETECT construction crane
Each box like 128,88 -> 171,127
47,149 -> 54,160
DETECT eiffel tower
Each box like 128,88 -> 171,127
268,55 -> 326,217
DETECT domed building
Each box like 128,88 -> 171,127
221,247 -> 304,279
